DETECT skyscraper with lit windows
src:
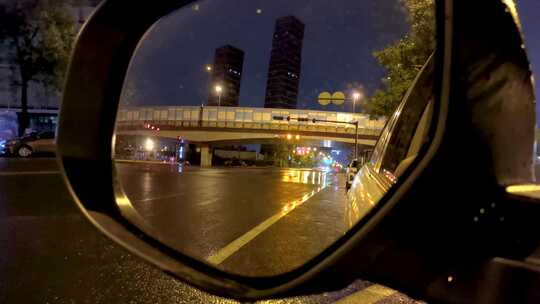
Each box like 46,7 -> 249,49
264,16 -> 305,109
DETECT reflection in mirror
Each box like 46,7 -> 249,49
114,0 -> 435,276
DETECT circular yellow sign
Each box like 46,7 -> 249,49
331,91 -> 345,105
318,92 -> 332,105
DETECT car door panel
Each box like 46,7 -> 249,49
347,164 -> 391,228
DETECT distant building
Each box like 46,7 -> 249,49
207,45 -> 245,107
264,16 -> 305,109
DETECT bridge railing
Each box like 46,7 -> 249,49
117,106 -> 386,136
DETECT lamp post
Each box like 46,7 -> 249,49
352,92 -> 360,113
353,121 -> 358,160
214,85 -> 223,107
351,94 -> 361,160
203,65 -> 212,107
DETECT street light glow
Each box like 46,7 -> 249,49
214,85 -> 223,106
353,92 -> 361,100
145,138 -> 155,151
295,134 -> 300,140
205,65 -> 212,71
286,134 -> 293,140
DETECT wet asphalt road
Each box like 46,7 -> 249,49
0,158 -> 425,303
117,163 -> 349,276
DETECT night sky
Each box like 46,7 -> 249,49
517,0 -> 540,125
124,0 -> 409,112
124,0 -> 540,120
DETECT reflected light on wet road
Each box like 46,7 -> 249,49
207,184 -> 326,265
280,187 -> 322,215
281,169 -> 327,187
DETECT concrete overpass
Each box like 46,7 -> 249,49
116,106 -> 386,166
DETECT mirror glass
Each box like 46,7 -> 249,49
114,0 -> 435,276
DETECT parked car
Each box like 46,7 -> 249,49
1,131 -> 56,157
224,159 -> 247,167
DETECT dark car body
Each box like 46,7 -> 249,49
1,131 -> 56,157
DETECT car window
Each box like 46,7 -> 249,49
380,58 -> 434,179
368,98 -> 404,171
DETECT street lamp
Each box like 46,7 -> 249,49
205,65 -> 212,72
144,138 -> 155,152
214,85 -> 223,106
352,92 -> 361,113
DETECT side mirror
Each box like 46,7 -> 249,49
57,0 -> 540,302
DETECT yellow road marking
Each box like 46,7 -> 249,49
336,284 -> 397,304
206,187 -> 324,265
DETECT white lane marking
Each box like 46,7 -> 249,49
335,284 -> 397,304
206,186 -> 324,265
0,171 -> 60,176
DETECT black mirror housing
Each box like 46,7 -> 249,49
57,0 -> 540,302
